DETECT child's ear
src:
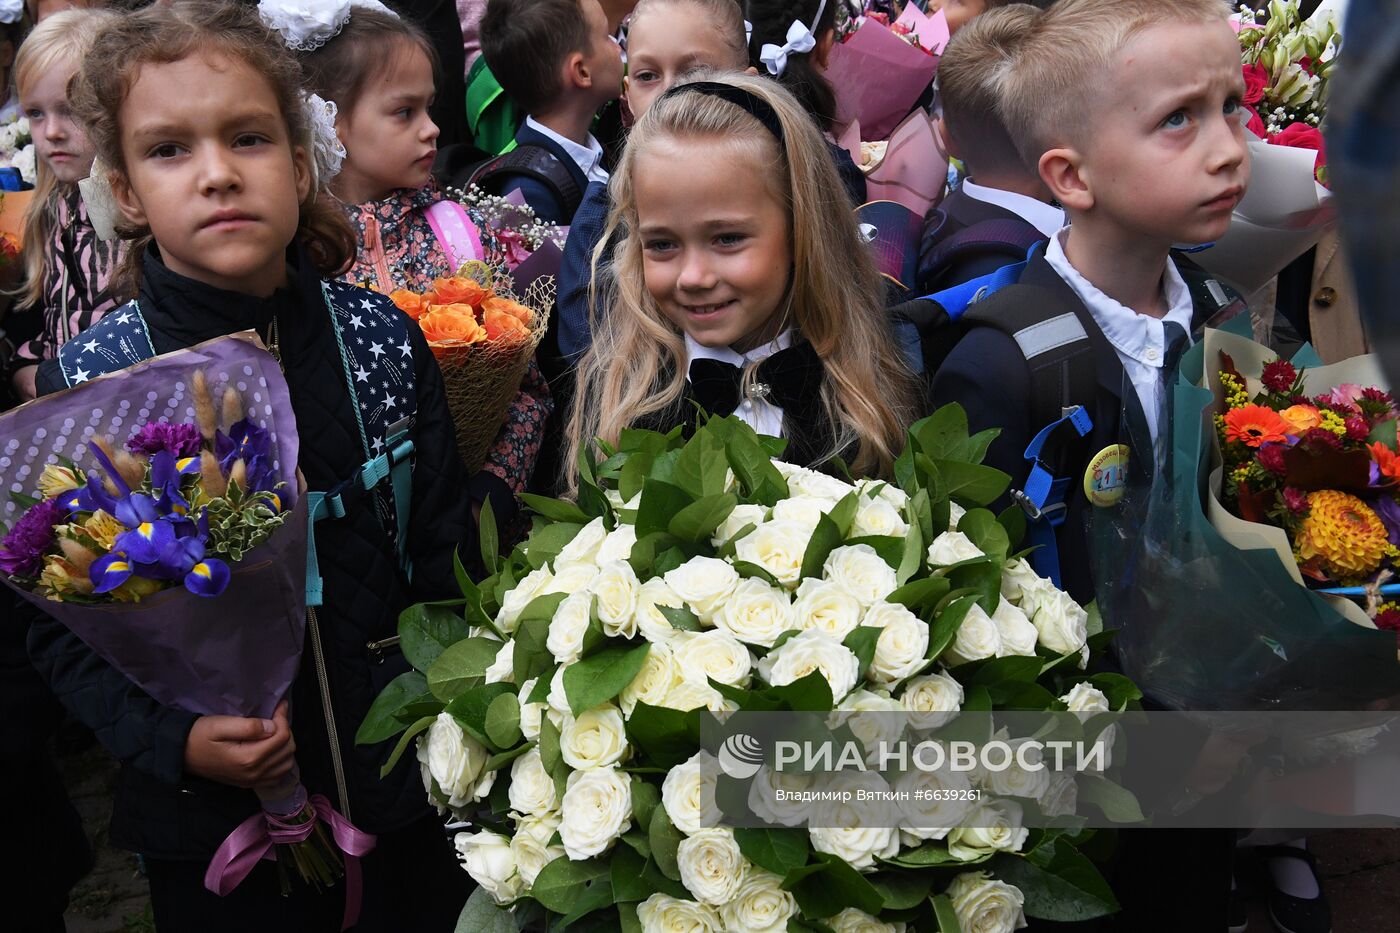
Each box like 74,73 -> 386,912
744,65 -> 759,76
108,170 -> 148,228
567,51 -> 590,91
1039,147 -> 1092,213
935,117 -> 961,162
814,29 -> 837,70
291,144 -> 313,204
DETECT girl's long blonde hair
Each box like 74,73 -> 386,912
13,7 -> 118,310
566,72 -> 918,491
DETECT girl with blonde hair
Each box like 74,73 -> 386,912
566,71 -> 918,490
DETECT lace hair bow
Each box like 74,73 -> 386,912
303,93 -> 348,184
759,0 -> 826,77
256,0 -> 398,53
0,0 -> 22,26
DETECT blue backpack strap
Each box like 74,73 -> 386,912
1012,406 -> 1094,588
56,301 -> 155,386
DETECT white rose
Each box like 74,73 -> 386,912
832,688 -> 903,760
558,766 -> 632,859
546,591 -> 593,664
496,565 -> 554,633
621,640 -> 681,715
779,463 -> 857,501
747,766 -> 814,827
947,801 -> 1029,861
664,556 -> 740,622
714,578 -> 797,647
636,577 -> 689,643
990,599 -> 1038,658
852,496 -> 909,539
507,746 -> 557,817
926,531 -> 985,567
946,871 -> 1028,933
863,602 -> 930,686
518,678 -> 545,740
793,578 -> 864,640
828,907 -> 906,933
823,545 -> 898,606
636,893 -> 721,933
544,560 -> 600,596
719,868 -> 798,933
418,712 -> 495,809
947,500 -> 967,532
942,603 -> 1003,667
661,678 -> 732,712
673,629 -> 753,687
590,560 -> 641,638
677,827 -> 749,905
453,830 -> 521,904
1039,771 -> 1079,818
999,558 -> 1042,604
894,760 -> 976,842
985,739 -> 1052,802
661,751 -> 719,834
899,671 -> 964,731
1022,581 -> 1088,659
547,664 -> 572,714
13,144 -> 35,185
555,516 -> 608,568
808,775 -> 900,871
758,630 -> 860,700
510,813 -> 564,886
560,705 -> 629,770
1061,683 -> 1115,770
484,639 -> 515,684
595,524 -> 638,566
735,520 -> 811,589
770,496 -> 837,531
856,478 -> 909,511
713,504 -> 768,546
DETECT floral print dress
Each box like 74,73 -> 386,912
340,181 -> 552,503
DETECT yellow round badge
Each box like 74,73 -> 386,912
1083,444 -> 1130,507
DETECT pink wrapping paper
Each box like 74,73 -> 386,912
826,18 -> 940,141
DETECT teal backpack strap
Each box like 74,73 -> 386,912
57,301 -> 155,385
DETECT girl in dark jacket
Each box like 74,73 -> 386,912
27,3 -> 475,929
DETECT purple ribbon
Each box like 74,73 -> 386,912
204,792 -> 377,930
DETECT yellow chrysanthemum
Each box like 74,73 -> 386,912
83,510 -> 125,551
1294,490 -> 1390,578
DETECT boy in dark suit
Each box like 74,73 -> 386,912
478,0 -> 624,224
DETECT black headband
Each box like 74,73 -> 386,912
660,81 -> 786,145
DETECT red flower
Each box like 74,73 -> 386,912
1299,56 -> 1316,76
1242,63 -> 1268,105
1376,608 -> 1400,633
1258,443 -> 1288,476
1269,123 -> 1328,173
1301,427 -> 1343,451
1346,416 -> 1372,441
1245,105 -> 1267,139
1224,404 -> 1292,448
1362,388 -> 1394,405
1371,443 -> 1400,484
1283,487 -> 1309,514
1261,359 -> 1297,394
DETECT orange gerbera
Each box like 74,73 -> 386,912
428,276 -> 490,308
1371,442 -> 1400,484
483,305 -> 529,340
419,304 -> 486,344
388,288 -> 430,321
1279,404 -> 1322,435
481,295 -> 533,326
1223,404 -> 1291,447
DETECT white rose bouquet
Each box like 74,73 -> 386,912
360,407 -> 1138,929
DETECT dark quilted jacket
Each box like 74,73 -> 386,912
29,245 -> 474,859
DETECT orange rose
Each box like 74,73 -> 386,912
483,306 -> 529,340
388,288 -> 430,321
1279,404 -> 1322,434
419,304 -> 487,344
429,276 -> 490,308
482,295 -> 533,326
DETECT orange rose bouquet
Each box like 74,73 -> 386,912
388,264 -> 551,473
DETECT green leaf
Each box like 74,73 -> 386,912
479,496 -> 500,575
828,490 -> 861,537
1085,600 -> 1104,638
631,776 -> 661,829
378,714 -> 434,778
513,618 -> 553,687
1369,417 -> 1397,449
558,873 -> 614,928
427,636 -> 506,702
947,557 -> 1005,614
961,427 -> 1001,465
990,844 -> 1119,921
996,504 -> 1028,552
649,806 -> 684,881
884,842 -> 987,867
932,893 -> 963,933
935,459 -> 1011,506
636,480 -> 696,539
957,509 -> 1011,565
444,681 -> 516,749
669,492 -> 737,544
732,560 -> 782,587
719,421 -> 789,506
927,596 -> 977,663
398,602 -> 472,672
673,424 -> 730,497
896,518 -> 924,586
564,643 -> 652,715
962,655 -> 1043,687
523,521 -> 584,569
735,827 -> 809,876
869,871 -> 933,910
519,493 -> 591,525
625,702 -> 701,768
539,712 -> 564,774
911,404 -> 972,459
484,692 -> 522,749
768,669 -> 834,712
843,626 -> 883,676
483,742 -> 532,772
529,857 -> 608,914
888,575 -> 952,613
357,670 -> 431,745
455,886 -> 517,933
1086,672 -> 1142,709
799,513 -> 844,581
658,604 -> 703,632
846,535 -> 905,570
1077,775 -> 1145,823
784,852 -> 884,918
609,844 -> 652,903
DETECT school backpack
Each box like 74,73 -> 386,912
55,282 -> 420,606
916,206 -> 1047,296
465,145 -> 585,222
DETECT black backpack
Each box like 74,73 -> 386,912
433,142 -> 584,221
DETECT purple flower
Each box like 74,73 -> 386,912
126,422 -> 203,458
0,498 -> 66,578
1374,495 -> 1400,547
215,419 -> 280,494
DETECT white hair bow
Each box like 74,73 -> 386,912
758,0 -> 826,76
257,0 -> 398,53
304,93 -> 347,183
0,0 -> 22,26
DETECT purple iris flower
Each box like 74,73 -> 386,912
149,450 -> 200,511
1374,495 -> 1400,547
126,422 -> 202,458
185,558 -> 230,597
90,551 -> 135,593
215,419 -> 281,494
0,498 -> 66,577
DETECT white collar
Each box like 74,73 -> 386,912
524,116 -> 607,183
960,180 -> 1065,240
684,329 -> 794,370
1044,227 -> 1194,366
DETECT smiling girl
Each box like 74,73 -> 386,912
27,2 -> 472,928
565,72 -> 918,489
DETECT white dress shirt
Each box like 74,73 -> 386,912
960,180 -> 1066,239
1044,229 -> 1194,446
684,330 -> 794,438
524,116 -> 610,186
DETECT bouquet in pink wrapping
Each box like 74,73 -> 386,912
827,11 -> 943,140
0,333 -> 370,911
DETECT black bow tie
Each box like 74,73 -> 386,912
687,341 -> 825,419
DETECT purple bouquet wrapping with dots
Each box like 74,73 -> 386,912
0,332 -> 373,920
